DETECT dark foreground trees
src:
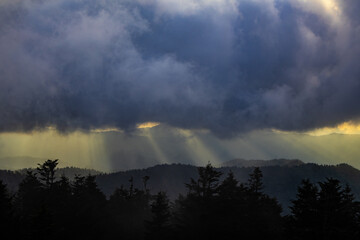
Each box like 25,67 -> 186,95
175,164 -> 283,239
12,165 -> 107,240
287,178 -> 360,240
0,180 -> 14,239
1,159 -> 360,240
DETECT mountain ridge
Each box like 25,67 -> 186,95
2,160 -> 360,213
95,162 -> 360,213
221,158 -> 305,167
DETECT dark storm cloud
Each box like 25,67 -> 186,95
0,0 -> 359,136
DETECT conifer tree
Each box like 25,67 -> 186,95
176,163 -> 222,239
245,167 -> 283,239
248,167 -> 263,194
146,191 -> 172,240
288,178 -> 360,240
218,171 -> 239,199
37,159 -> 59,188
288,179 -> 319,240
186,163 -> 222,199
318,178 -> 359,239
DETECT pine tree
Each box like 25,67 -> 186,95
185,163 -> 222,199
318,178 -> 359,239
248,167 -> 263,194
36,159 -> 59,188
16,171 -> 42,215
216,171 -> 246,238
288,179 -> 319,240
218,171 -> 239,199
71,174 -> 107,239
288,178 -> 360,240
146,191 -> 172,240
245,167 -> 283,239
107,181 -> 152,239
176,163 -> 222,239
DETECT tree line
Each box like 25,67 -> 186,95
0,159 -> 360,240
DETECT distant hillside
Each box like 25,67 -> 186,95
2,161 -> 360,213
96,163 -> 360,213
56,167 -> 102,179
221,158 -> 305,167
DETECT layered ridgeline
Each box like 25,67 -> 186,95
221,158 -> 305,167
1,159 -> 360,211
95,161 -> 360,212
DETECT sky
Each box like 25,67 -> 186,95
1,0 -> 360,171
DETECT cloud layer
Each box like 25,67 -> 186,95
1,0 -> 360,136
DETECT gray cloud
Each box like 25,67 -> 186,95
0,0 -> 360,137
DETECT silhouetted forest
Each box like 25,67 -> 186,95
1,159 -> 360,240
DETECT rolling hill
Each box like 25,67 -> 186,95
221,158 -> 305,167
1,159 -> 360,213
